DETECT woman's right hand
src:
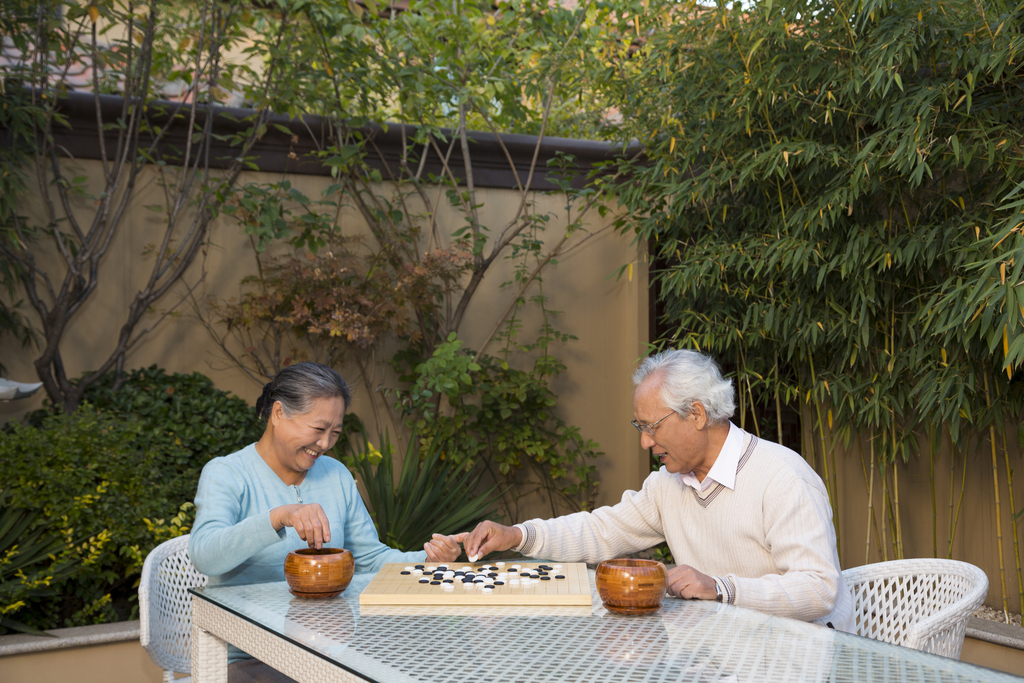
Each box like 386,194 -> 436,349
270,503 -> 332,549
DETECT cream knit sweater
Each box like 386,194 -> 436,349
517,429 -> 854,631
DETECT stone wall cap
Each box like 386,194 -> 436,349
0,620 -> 139,657
966,616 -> 1024,651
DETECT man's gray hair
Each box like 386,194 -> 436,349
633,349 -> 735,425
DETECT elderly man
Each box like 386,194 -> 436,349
463,349 -> 853,630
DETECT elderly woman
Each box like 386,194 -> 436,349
190,362 -> 462,682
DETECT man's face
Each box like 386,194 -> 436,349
632,376 -> 713,479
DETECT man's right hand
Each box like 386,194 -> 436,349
462,521 -> 523,560
270,503 -> 331,549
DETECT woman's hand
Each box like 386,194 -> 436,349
425,532 -> 467,563
270,503 -> 332,549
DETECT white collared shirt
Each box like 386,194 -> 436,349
679,421 -> 744,492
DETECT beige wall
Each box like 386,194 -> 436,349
804,417 -> 1024,614
0,641 -> 164,683
0,161 -> 650,512
961,637 -> 1024,676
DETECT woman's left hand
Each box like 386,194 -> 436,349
425,532 -> 466,562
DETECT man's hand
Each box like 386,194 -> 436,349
425,532 -> 467,562
270,504 -> 331,549
462,521 -> 522,560
666,564 -> 718,600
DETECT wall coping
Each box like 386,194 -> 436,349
965,616 -> 1024,651
0,620 -> 139,657
3,91 -> 642,191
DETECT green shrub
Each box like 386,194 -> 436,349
341,431 -> 501,552
2,367 -> 261,633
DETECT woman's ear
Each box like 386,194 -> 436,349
269,400 -> 284,426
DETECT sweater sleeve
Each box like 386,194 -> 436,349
332,465 -> 426,572
519,472 -> 668,563
725,469 -> 841,621
189,458 -> 286,577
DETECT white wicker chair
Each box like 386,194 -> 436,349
843,558 -> 988,658
139,534 -> 209,682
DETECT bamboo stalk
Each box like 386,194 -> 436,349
983,374 -> 1010,615
893,460 -> 904,560
865,435 -> 876,564
738,352 -> 747,432
1001,424 -> 1024,610
774,353 -> 783,443
994,381 -> 1024,610
930,426 -> 938,558
948,440 -> 958,557
948,440 -> 969,559
892,414 -> 904,560
808,354 -> 839,556
881,460 -> 889,562
746,373 -> 761,438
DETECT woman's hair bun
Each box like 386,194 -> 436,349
255,381 -> 275,421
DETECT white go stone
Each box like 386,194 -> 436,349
495,561 -> 505,566
510,578 -> 520,585
404,566 -> 414,571
468,554 -> 480,562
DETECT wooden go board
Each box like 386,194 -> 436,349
359,561 -> 592,606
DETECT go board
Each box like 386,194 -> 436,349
359,561 -> 592,606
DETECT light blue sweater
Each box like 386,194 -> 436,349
190,442 -> 425,585
190,444 -> 426,663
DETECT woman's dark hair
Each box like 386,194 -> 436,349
255,362 -> 351,423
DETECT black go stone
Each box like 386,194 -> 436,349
555,575 -> 566,579
540,576 -> 552,580
488,572 -> 498,578
419,579 -> 430,583
443,579 -> 454,583
415,565 -> 425,569
430,581 -> 441,585
494,581 -> 505,585
401,571 -> 411,575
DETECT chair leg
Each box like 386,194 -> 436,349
191,624 -> 229,683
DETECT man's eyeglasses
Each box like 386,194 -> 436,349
631,411 -> 675,436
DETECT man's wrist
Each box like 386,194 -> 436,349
512,523 -> 529,552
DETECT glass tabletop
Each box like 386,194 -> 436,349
191,571 -> 1021,683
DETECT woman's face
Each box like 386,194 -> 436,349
268,395 -> 346,480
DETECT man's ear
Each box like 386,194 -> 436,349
691,401 -> 708,430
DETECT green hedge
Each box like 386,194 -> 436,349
1,367 -> 261,633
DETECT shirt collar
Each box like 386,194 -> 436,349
679,422 -> 745,492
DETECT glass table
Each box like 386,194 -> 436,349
190,571 -> 1022,683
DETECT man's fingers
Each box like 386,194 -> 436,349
465,521 -> 500,558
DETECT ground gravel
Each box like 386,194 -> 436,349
973,606 -> 1023,627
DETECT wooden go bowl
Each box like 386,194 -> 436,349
284,548 -> 354,598
595,558 -> 667,616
